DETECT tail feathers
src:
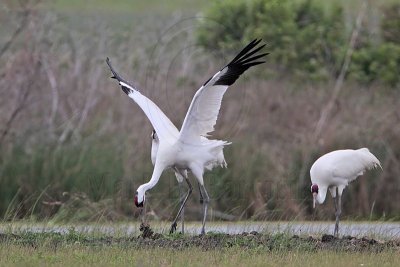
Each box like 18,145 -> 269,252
204,140 -> 230,170
357,148 -> 382,170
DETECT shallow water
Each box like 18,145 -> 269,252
1,222 -> 399,239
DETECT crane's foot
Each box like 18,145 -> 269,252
180,224 -> 185,235
169,222 -> 177,234
200,228 -> 206,236
334,223 -> 339,238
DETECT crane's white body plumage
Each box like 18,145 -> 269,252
310,148 -> 381,204
310,148 -> 381,237
107,39 -> 268,234
124,84 -> 230,199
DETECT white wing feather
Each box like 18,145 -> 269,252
106,59 -> 179,142
311,148 -> 381,184
178,75 -> 228,143
107,39 -> 268,144
331,148 -> 381,181
178,39 -> 268,144
121,82 -> 179,141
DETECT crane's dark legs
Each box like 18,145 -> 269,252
198,182 -> 204,204
189,165 -> 208,235
178,182 -> 185,233
199,184 -> 210,235
333,190 -> 342,237
170,178 -> 192,234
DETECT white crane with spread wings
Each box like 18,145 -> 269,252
106,39 -> 268,234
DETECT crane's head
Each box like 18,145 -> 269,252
311,184 -> 319,208
134,190 -> 145,208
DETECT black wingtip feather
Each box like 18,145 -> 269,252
228,39 -> 262,65
236,43 -> 266,63
240,52 -> 269,65
211,39 -> 268,86
106,57 -> 135,95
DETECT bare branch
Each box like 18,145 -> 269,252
314,1 -> 367,140
0,13 -> 28,59
0,86 -> 30,145
1,0 -> 43,52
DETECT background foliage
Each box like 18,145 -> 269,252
0,0 -> 399,222
198,0 -> 400,87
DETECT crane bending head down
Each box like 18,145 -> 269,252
309,148 -> 381,237
310,148 -> 381,208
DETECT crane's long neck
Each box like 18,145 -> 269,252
151,140 -> 159,166
138,162 -> 165,194
316,186 -> 328,204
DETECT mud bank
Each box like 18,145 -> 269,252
1,230 -> 399,252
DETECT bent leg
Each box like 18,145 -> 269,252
170,177 -> 192,234
198,182 -> 204,204
178,181 -> 185,233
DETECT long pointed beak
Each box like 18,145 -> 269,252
138,206 -> 144,223
312,192 -> 317,209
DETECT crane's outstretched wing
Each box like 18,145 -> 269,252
178,39 -> 268,144
106,58 -> 179,141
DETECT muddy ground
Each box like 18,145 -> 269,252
0,224 -> 399,253
135,224 -> 400,252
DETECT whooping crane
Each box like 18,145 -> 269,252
310,148 -> 381,237
107,39 -> 268,235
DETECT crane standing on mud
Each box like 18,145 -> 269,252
107,39 -> 268,235
310,148 -> 381,237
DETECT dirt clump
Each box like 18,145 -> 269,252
139,223 -> 154,239
321,234 -> 337,242
315,235 -> 388,252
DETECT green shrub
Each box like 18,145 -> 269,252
197,0 -> 346,81
197,0 -> 250,51
291,1 -> 346,79
349,42 -> 400,87
247,0 -> 297,69
347,2 -> 400,88
381,3 -> 400,44
197,0 -> 399,87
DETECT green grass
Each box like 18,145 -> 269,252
0,244 -> 399,267
0,224 -> 399,266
